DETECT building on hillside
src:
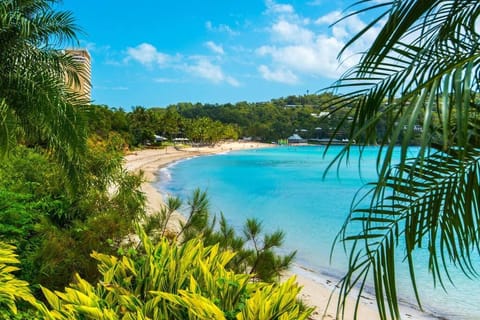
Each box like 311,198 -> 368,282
65,49 -> 91,101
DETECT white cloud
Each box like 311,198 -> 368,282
315,10 -> 342,26
205,41 -> 224,55
256,7 -> 383,81
271,20 -> 314,44
315,11 -> 382,46
154,77 -> 183,83
226,76 -> 240,86
80,41 -> 98,53
258,65 -> 298,84
126,43 -> 170,66
186,58 -> 240,86
122,43 -> 239,86
205,21 -> 238,36
257,36 -> 350,79
265,0 -> 294,14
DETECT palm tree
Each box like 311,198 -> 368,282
327,1 -> 480,319
0,0 -> 88,187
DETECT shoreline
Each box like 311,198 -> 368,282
124,142 -> 440,320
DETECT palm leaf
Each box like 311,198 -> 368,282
324,1 -> 480,319
335,148 -> 480,319
0,0 -> 88,189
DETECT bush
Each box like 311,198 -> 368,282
37,228 -> 313,319
144,189 -> 296,282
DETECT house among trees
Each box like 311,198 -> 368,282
287,134 -> 306,144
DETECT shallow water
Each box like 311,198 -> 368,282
156,145 -> 480,319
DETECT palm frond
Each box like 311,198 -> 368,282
335,148 -> 480,319
325,1 -> 480,319
0,0 -> 88,188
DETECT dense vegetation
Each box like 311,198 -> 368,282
4,0 -> 479,319
0,0 -> 307,319
88,91 -> 433,149
87,93 -> 352,147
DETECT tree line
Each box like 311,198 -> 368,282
89,91 -> 436,149
88,92 -> 358,148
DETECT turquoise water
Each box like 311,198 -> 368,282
156,146 -> 479,319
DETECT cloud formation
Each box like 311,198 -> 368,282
265,0 -> 294,14
205,41 -> 225,55
206,21 -> 239,36
126,43 -> 170,66
258,65 -> 298,84
186,57 -> 240,86
123,43 -> 238,86
257,1 -> 380,83
271,20 -> 314,44
119,2 -> 381,93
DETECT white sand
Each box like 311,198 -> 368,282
124,141 -> 438,320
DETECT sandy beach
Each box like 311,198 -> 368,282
124,141 -> 436,320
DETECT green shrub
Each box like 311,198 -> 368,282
38,228 -> 313,319
145,189 -> 296,282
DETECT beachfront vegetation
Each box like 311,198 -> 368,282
0,228 -> 311,319
145,190 -> 296,282
327,1 -> 480,319
38,229 -> 311,320
89,91 -> 432,148
0,1 -> 305,318
0,142 -> 144,292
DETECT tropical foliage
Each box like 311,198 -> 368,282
0,242 -> 37,316
0,142 -> 145,292
35,229 -> 312,320
144,189 -> 296,282
91,92 -> 365,148
327,1 -> 480,319
0,0 -> 89,186
166,94 -> 347,142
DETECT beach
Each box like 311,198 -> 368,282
124,142 -> 436,320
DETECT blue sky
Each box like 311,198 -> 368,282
60,0 -> 380,109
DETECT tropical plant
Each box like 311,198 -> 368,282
0,242 -> 37,316
144,189 -> 296,282
0,143 -> 145,291
37,228 -> 313,320
0,0 -> 88,187
327,1 -> 480,319
31,142 -> 145,290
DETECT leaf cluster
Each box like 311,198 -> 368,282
144,189 -> 296,283
0,0 -> 89,188
34,229 -> 312,319
325,1 -> 480,319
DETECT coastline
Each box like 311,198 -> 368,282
124,142 -> 438,320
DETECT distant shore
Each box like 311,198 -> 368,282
124,142 -> 438,320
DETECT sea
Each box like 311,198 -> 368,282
154,145 -> 479,319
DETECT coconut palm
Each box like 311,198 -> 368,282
327,1 -> 480,319
0,0 -> 88,186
